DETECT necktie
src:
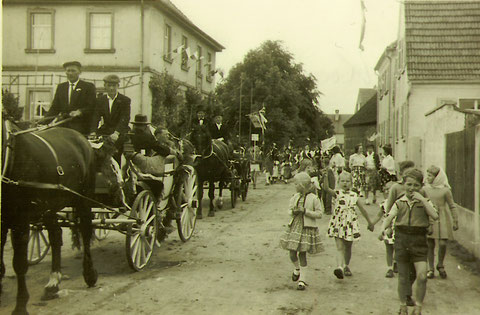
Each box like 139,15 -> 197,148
69,83 -> 75,105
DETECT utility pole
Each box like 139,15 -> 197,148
249,83 -> 253,146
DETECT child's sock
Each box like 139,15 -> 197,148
292,260 -> 300,274
299,266 -> 307,283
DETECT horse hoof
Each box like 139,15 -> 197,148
197,214 -> 203,220
208,211 -> 215,217
83,268 -> 98,287
41,286 -> 59,301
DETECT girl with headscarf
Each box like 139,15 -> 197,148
424,165 -> 458,279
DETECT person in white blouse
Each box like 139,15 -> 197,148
379,145 -> 397,195
348,144 -> 367,197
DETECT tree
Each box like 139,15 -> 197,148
149,72 -> 185,136
215,40 -> 333,148
2,89 -> 23,120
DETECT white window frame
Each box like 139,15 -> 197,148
458,98 -> 480,110
163,23 -> 173,62
26,9 -> 55,53
85,11 -> 115,53
26,87 -> 53,120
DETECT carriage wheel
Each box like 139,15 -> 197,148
94,212 -> 111,241
27,224 -> 50,266
125,190 -> 156,271
176,166 -> 198,242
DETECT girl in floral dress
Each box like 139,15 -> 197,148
325,172 -> 374,279
280,172 -> 324,290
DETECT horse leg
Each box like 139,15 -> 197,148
11,223 -> 30,315
217,181 -> 224,210
77,205 -> 97,288
42,211 -> 62,301
196,179 -> 204,219
208,181 -> 215,217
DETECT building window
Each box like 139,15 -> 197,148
27,89 -> 52,120
26,10 -> 55,53
163,24 -> 172,62
85,12 -> 114,53
181,36 -> 189,70
459,99 -> 480,110
196,45 -> 203,77
206,52 -> 213,82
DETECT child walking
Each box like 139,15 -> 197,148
381,169 -> 438,315
325,171 -> 374,279
424,165 -> 458,279
280,172 -> 324,290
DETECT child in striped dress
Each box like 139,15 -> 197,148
280,172 -> 324,290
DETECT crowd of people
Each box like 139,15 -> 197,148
274,143 -> 458,315
40,60 -> 459,315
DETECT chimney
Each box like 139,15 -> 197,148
335,109 -> 340,121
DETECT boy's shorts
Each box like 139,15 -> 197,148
394,229 -> 428,263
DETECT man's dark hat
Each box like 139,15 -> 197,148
103,74 -> 120,84
63,61 -> 82,69
130,114 -> 150,125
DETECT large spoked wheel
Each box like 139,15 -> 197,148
126,190 -> 156,271
27,224 -> 50,266
94,212 -> 111,241
176,166 -> 198,242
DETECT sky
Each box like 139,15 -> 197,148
174,0 -> 401,114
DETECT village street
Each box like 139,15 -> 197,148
1,177 -> 480,315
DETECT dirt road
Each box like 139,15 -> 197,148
2,177 -> 480,314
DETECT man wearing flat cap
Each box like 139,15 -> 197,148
46,61 -> 97,135
93,74 -> 131,142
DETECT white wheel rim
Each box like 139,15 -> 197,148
95,212 -> 110,240
130,192 -> 156,269
28,226 -> 49,263
180,171 -> 197,238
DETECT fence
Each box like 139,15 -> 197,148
445,126 -> 475,210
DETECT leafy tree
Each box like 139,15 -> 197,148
149,72 -> 184,136
2,89 -> 23,120
215,40 -> 333,148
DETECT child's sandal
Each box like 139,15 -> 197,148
427,270 -> 434,279
436,265 -> 447,279
297,281 -> 307,290
291,270 -> 300,282
334,268 -> 344,279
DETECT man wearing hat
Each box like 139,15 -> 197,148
193,106 -> 208,127
93,74 -> 131,143
209,111 -> 229,142
46,61 -> 97,135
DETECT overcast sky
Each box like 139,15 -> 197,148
174,0 -> 400,114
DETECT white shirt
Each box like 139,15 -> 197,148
107,93 -> 118,114
381,155 -> 396,175
216,123 -> 222,129
365,152 -> 376,169
68,79 -> 79,104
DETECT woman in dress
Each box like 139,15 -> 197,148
349,144 -> 367,196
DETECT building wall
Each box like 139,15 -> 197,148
344,124 -> 376,157
2,2 -> 219,119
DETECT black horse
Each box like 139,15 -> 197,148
189,125 -> 231,219
1,116 -> 97,315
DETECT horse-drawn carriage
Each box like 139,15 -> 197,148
26,138 -> 198,271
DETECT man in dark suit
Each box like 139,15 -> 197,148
46,61 -> 96,135
210,112 -> 229,142
92,74 -> 131,164
193,107 -> 208,127
93,74 -> 131,141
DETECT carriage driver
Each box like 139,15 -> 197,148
46,61 -> 96,135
